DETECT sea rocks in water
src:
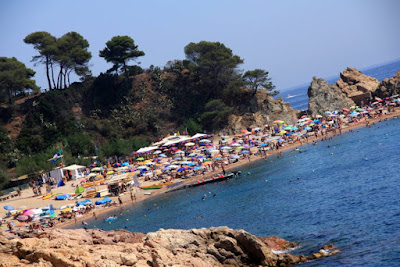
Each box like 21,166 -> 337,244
308,76 -> 355,116
0,227 -> 339,266
375,70 -> 400,98
336,67 -> 380,103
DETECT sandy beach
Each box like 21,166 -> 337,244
2,107 -> 399,230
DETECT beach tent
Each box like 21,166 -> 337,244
57,180 -> 65,187
63,164 -> 86,180
75,186 -> 85,194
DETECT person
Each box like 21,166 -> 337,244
118,196 -> 123,206
93,212 -> 97,220
130,191 -> 134,202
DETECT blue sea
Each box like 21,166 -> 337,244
277,60 -> 400,111
74,117 -> 400,266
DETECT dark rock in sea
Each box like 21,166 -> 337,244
0,227 -> 339,266
374,70 -> 400,98
308,76 -> 355,116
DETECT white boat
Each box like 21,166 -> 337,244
287,94 -> 296,99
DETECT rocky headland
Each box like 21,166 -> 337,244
307,67 -> 400,116
0,227 -> 339,266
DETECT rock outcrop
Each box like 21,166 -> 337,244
374,70 -> 400,98
336,67 -> 380,104
308,77 -> 355,116
0,227 -> 339,266
224,90 -> 299,134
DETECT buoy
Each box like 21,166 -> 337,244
109,222 -> 111,224
126,219 -> 129,221
247,172 -> 251,175
365,158 -> 368,161
312,170 -> 315,173
265,179 -> 268,182
197,180 -> 200,184
212,177 -> 215,180
331,153 -> 334,155
144,215 -> 147,217
202,179 -> 205,182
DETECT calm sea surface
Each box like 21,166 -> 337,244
74,118 -> 400,266
278,60 -> 400,111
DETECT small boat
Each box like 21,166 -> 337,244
141,186 -> 162,190
105,216 -> 117,222
287,94 -> 296,99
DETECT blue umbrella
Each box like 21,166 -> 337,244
278,139 -> 284,142
4,205 -> 15,211
177,167 -> 186,172
159,153 -> 167,158
304,126 -> 312,131
230,155 -> 240,159
214,157 -> 222,160
173,157 -> 182,161
122,162 -> 129,166
196,156 -> 205,159
240,150 -> 250,154
260,143 -> 268,147
186,162 -> 196,166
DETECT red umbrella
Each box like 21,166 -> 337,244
342,108 -> 350,112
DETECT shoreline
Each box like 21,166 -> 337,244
60,108 -> 400,229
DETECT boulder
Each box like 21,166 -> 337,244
374,70 -> 400,98
308,76 -> 355,116
336,67 -> 379,104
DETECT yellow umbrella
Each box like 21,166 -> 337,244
279,130 -> 287,134
61,207 -> 72,212
107,171 -> 114,175
274,120 -> 285,124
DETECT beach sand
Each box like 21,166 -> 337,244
2,108 -> 399,229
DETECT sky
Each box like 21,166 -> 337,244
0,0 -> 399,92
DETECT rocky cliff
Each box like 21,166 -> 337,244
308,77 -> 355,116
336,67 -> 380,103
0,227 -> 339,266
224,90 -> 299,134
374,70 -> 400,98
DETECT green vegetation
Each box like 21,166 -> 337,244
0,33 -> 279,189
0,57 -> 39,104
99,36 -> 145,76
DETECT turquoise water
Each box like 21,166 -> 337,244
74,118 -> 400,266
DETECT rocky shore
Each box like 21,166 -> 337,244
0,227 -> 339,266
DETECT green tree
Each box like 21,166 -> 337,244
0,57 -> 39,104
56,32 -> 92,89
242,69 -> 277,96
24,31 -> 57,90
184,41 -> 243,99
99,36 -> 145,77
200,99 -> 233,131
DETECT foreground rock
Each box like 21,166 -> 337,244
0,227 -> 339,266
308,77 -> 355,116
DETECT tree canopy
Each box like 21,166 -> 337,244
24,31 -> 91,90
99,36 -> 145,76
243,69 -> 278,96
0,57 -> 39,104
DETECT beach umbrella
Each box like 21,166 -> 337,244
75,186 -> 85,194
122,162 -> 129,166
87,173 -> 96,178
214,157 -> 222,160
188,153 -> 197,157
199,139 -> 211,143
240,150 -> 250,154
137,166 -> 147,170
16,215 -> 29,222
284,126 -> 293,131
91,167 -> 101,172
343,108 -> 350,112
185,142 -> 195,146
177,167 -> 186,172
3,205 -> 14,211
173,157 -> 182,161
260,143 -> 268,147
230,155 -> 240,159
196,156 -> 205,159
153,158 -> 161,162
153,150 -> 162,154
22,209 -> 34,216
220,146 -> 230,150
61,207 -> 73,212
136,157 -> 144,161
158,153 -> 167,158
279,130 -> 287,135
175,150 -> 185,154
304,126 -> 312,131
273,120 -> 285,124
106,171 -> 114,175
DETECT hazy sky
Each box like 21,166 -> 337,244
1,0 -> 399,91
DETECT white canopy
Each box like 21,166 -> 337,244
63,164 -> 86,171
191,133 -> 207,139
136,146 -> 159,153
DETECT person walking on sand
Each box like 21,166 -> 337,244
118,196 -> 123,206
130,191 -> 134,202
